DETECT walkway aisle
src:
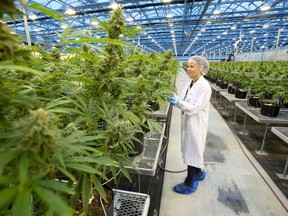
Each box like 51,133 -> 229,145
159,70 -> 288,216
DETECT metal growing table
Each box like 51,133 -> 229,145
127,122 -> 166,176
271,127 -> 288,179
234,101 -> 288,153
145,102 -> 170,122
210,83 -> 227,100
219,91 -> 247,115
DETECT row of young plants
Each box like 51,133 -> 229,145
206,61 -> 288,116
0,2 -> 179,216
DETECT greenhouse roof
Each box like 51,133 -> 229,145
6,0 -> 288,58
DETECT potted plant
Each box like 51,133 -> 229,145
233,71 -> 251,99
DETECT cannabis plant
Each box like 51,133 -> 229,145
0,109 -> 117,215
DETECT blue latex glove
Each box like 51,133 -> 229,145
168,96 -> 180,106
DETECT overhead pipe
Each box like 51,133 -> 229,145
182,0 -> 213,55
250,37 -> 254,60
21,0 -> 31,46
273,26 -> 281,61
186,0 -> 213,39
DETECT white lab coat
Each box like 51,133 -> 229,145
176,76 -> 211,168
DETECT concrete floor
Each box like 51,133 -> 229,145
159,70 -> 288,216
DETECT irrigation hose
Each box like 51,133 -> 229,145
157,70 -> 187,173
157,135 -> 187,173
157,104 -> 187,173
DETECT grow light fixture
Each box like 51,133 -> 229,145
29,14 -> 38,20
166,14 -> 173,18
263,24 -> 269,28
261,5 -> 271,11
110,2 -> 119,9
213,5 -> 221,15
231,25 -> 237,30
163,0 -> 171,3
126,17 -> 133,22
65,8 -> 76,15
168,23 -> 174,27
91,21 -> 98,26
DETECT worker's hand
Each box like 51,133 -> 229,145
168,96 -> 180,106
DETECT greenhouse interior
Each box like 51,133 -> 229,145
1,0 -> 288,215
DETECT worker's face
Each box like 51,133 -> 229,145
187,60 -> 202,79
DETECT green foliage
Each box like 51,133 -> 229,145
209,61 -> 288,104
28,3 -> 65,23
1,3 -> 179,215
0,23 -> 30,62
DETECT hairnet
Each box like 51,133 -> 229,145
188,56 -> 210,75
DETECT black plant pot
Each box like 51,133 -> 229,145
280,97 -> 288,108
148,100 -> 160,111
219,83 -> 228,89
247,96 -> 260,107
98,118 -> 106,130
102,184 -> 114,216
260,103 -> 281,117
235,89 -> 247,99
228,85 -> 235,94
125,100 -> 133,110
82,184 -> 114,216
129,132 -> 144,157
216,80 -> 221,86
210,78 -> 216,83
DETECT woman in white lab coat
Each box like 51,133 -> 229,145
168,56 -> 211,194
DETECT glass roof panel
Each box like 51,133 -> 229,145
4,0 -> 287,58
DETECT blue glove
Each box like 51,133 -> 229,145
168,96 -> 180,106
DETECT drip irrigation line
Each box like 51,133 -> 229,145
100,196 -> 107,216
231,129 -> 288,213
99,170 -> 122,216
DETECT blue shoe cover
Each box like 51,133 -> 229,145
173,181 -> 199,194
195,169 -> 206,181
